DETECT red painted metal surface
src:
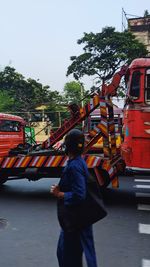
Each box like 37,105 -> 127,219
122,108 -> 150,169
122,58 -> 150,172
0,114 -> 26,157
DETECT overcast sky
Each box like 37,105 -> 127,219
0,0 -> 149,92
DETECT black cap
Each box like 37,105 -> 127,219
64,129 -> 84,155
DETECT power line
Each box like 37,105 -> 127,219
122,8 -> 128,31
121,8 -> 141,31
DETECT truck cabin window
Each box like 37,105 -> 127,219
0,120 -> 21,132
130,71 -> 141,99
145,69 -> 150,104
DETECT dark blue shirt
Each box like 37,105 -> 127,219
59,156 -> 89,206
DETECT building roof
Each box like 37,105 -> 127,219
128,16 -> 150,32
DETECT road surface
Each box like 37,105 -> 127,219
0,174 -> 150,267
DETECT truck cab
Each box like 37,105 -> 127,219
122,58 -> 150,172
0,113 -> 26,156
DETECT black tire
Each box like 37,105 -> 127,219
99,169 -> 110,189
0,177 -> 7,186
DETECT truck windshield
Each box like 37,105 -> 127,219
0,120 -> 21,132
145,69 -> 150,104
130,71 -> 141,99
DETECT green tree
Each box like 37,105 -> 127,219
46,90 -> 63,111
0,66 -> 50,112
0,91 -> 14,112
144,10 -> 150,17
45,90 -> 65,127
67,27 -> 148,84
63,81 -> 86,105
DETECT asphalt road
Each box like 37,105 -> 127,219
0,174 -> 150,267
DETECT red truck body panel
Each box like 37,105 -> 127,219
0,113 -> 26,157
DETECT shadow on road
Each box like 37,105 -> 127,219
0,182 -> 56,202
102,186 -> 136,207
0,176 -> 137,208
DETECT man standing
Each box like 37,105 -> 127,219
51,129 -> 98,267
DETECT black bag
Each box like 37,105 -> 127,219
57,175 -> 107,232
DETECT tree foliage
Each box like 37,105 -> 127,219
0,91 -> 14,112
67,27 -> 148,83
0,66 -> 51,112
46,90 -> 63,111
0,66 -> 87,113
144,10 -> 150,17
63,81 -> 86,105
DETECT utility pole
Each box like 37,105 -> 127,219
80,82 -> 85,130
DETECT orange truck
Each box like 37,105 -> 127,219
0,113 -> 26,157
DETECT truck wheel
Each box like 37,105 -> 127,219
99,169 -> 110,188
0,177 -> 7,186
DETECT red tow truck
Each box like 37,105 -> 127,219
0,57 -> 149,187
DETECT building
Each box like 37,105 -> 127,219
128,16 -> 150,52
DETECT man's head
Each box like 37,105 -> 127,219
64,129 -> 84,156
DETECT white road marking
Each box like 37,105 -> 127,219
135,181 -> 150,266
142,259 -> 150,267
134,185 -> 150,189
136,192 -> 150,198
139,224 -> 150,234
138,204 -> 150,211
134,179 -> 150,183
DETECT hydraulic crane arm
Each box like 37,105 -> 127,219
101,65 -> 128,96
42,65 -> 128,149
42,94 -> 100,149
